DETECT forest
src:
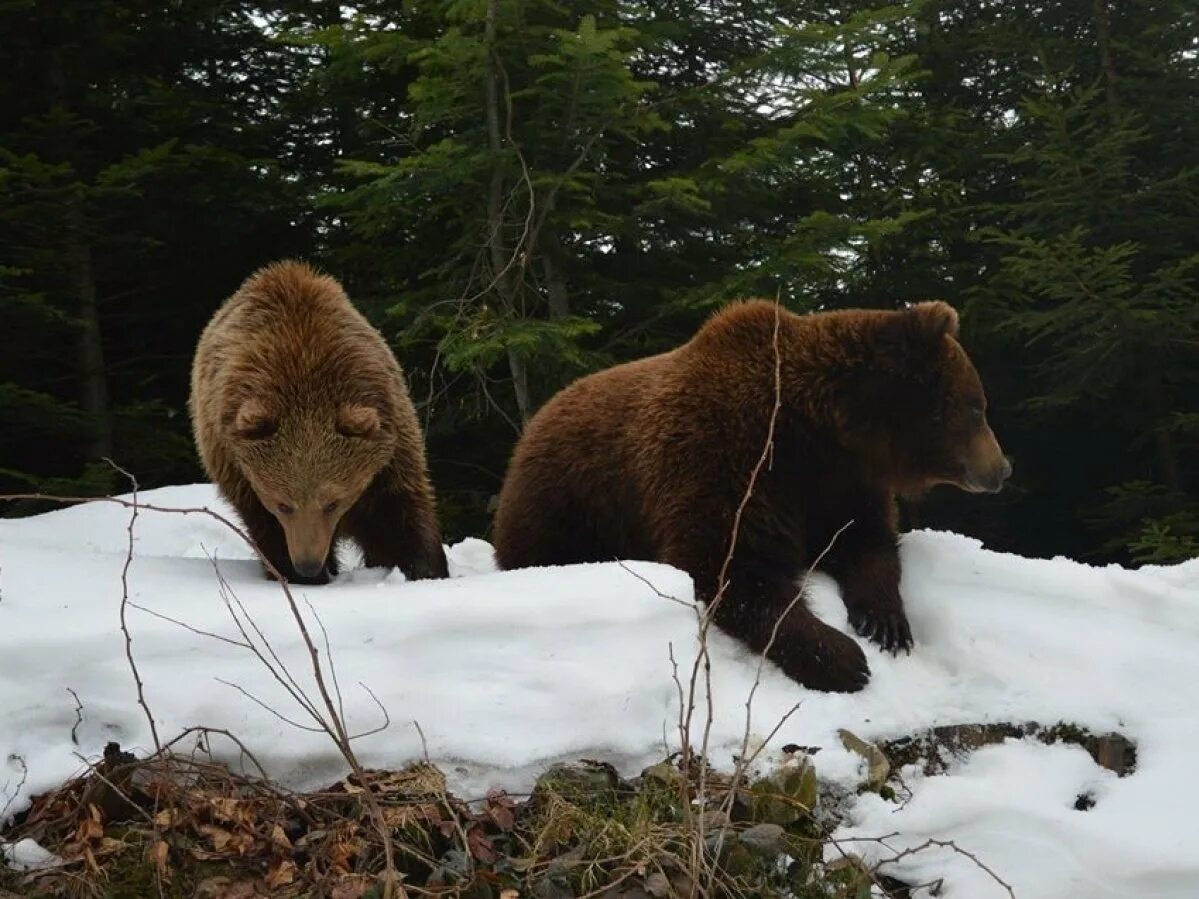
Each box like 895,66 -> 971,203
1,0 -> 1196,565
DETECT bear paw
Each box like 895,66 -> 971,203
776,626 -> 870,693
848,605 -> 913,655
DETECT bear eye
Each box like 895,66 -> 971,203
323,501 -> 338,515
277,503 -> 294,516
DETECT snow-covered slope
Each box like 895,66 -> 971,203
1,484 -> 1198,897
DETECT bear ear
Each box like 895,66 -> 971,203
336,403 -> 381,439
873,300 -> 960,374
908,300 -> 959,340
231,398 -> 277,440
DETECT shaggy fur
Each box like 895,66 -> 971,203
190,260 -> 447,584
492,300 -> 1010,693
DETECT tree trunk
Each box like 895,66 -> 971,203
506,351 -> 531,425
483,0 -> 530,425
67,204 -> 113,461
483,0 -> 507,291
540,224 -> 571,321
1091,0 -> 1119,119
1146,359 -> 1183,493
49,46 -> 112,461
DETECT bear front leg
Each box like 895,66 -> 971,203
817,509 -> 912,654
348,489 -> 448,581
234,493 -> 332,585
715,567 -> 870,693
668,542 -> 870,693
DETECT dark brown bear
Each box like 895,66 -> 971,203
492,300 -> 1009,693
190,260 -> 447,585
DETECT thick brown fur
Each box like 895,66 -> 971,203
189,260 -> 447,584
492,300 -> 1009,692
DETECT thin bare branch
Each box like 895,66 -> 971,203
66,688 -> 84,747
104,459 -> 160,753
214,679 -> 325,733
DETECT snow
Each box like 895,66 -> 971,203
2,483 -> 1198,897
1,838 -> 61,871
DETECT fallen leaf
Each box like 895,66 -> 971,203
75,816 -> 103,842
198,824 -> 234,852
265,858 -> 297,889
270,824 -> 292,849
330,875 -> 373,899
97,836 -> 126,856
467,825 -> 498,863
488,801 -> 515,832
210,797 -> 248,825
146,839 -> 170,878
193,876 -> 232,899
216,880 -> 263,899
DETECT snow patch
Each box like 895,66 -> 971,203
1,484 -> 1198,897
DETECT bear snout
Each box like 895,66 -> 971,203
959,424 -> 1012,493
978,456 -> 1013,493
293,556 -> 326,578
964,453 -> 1012,493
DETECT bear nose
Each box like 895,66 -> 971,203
294,558 -> 324,578
981,457 -> 1013,494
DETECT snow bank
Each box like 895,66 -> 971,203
2,484 -> 1198,897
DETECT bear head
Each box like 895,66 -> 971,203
843,301 -> 1012,497
226,395 -> 396,577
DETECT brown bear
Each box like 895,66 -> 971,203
492,300 -> 1009,693
189,260 -> 448,585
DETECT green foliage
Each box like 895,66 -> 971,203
0,0 -> 1195,562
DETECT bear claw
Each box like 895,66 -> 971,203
849,607 -> 913,655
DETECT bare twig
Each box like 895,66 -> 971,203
306,596 -> 348,729
159,726 -> 272,782
105,460 -> 161,753
873,837 -> 1016,898
0,754 -> 28,824
350,682 -> 391,741
213,678 -> 325,733
127,600 -> 251,650
616,561 -> 695,609
66,689 -> 84,747
412,719 -> 430,762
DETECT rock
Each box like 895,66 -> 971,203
1092,733 -> 1136,776
644,871 -> 671,897
534,879 -> 574,899
738,822 -> 785,856
640,761 -> 684,789
536,762 -> 622,799
837,729 -> 890,791
747,751 -> 819,826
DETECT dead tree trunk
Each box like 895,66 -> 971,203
484,0 -> 530,425
67,203 -> 113,461
540,223 -> 571,321
49,47 -> 112,461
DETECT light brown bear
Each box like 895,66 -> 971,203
493,300 -> 1010,692
189,260 -> 447,584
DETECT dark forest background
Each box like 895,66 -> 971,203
1,0 -> 1195,564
